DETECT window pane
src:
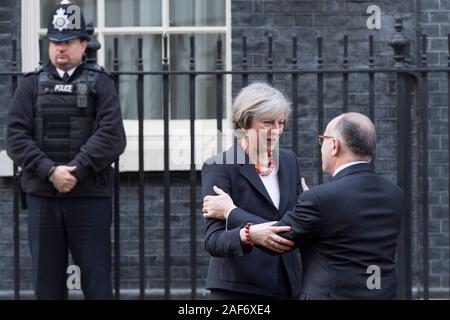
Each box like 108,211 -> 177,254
106,0 -> 162,27
40,0 -> 97,28
105,35 -> 163,120
170,34 -> 226,120
39,37 -> 50,63
170,0 -> 225,27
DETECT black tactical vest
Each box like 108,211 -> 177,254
33,66 -> 98,164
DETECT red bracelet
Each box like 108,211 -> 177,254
244,223 -> 254,247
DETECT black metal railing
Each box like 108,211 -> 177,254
1,17 -> 450,300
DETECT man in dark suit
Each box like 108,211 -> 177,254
204,112 -> 404,299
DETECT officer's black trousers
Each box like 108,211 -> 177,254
26,194 -> 113,300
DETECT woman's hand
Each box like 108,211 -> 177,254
203,186 -> 236,219
244,221 -> 295,253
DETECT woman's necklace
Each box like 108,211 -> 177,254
240,138 -> 275,176
255,150 -> 274,176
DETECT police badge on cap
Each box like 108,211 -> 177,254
47,0 -> 88,42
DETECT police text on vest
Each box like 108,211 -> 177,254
55,84 -> 74,93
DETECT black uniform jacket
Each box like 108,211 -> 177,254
6,62 -> 126,198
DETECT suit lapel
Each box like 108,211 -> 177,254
240,164 -> 276,208
276,151 -> 289,213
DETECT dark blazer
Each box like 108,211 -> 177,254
278,163 -> 404,299
202,143 -> 303,298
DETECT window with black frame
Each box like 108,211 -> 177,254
39,0 -> 229,121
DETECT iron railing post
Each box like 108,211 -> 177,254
85,22 -> 101,64
389,17 -> 413,300
112,37 -> 121,300
11,39 -> 20,300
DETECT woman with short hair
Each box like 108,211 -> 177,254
202,82 -> 303,300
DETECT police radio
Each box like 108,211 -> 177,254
77,82 -> 88,108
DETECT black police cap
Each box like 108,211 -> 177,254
46,0 -> 88,42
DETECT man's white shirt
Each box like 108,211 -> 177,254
333,161 -> 369,177
56,65 -> 78,79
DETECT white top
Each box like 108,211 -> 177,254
258,165 -> 280,210
333,161 -> 370,177
56,65 -> 78,79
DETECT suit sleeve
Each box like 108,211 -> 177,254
6,76 -> 56,180
276,190 -> 321,248
226,207 -> 270,230
68,73 -> 126,182
202,161 -> 252,257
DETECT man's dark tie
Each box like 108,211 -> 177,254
62,72 -> 70,83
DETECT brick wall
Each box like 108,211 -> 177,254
114,172 -> 206,293
231,0 -> 415,185
0,0 -> 21,295
417,0 -> 450,294
0,0 -> 20,150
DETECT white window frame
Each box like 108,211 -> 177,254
12,0 -> 233,175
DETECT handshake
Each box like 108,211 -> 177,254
48,165 -> 78,193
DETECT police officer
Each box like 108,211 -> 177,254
6,1 -> 126,299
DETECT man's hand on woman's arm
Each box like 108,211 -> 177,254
203,186 -> 236,219
246,222 -> 295,253
202,187 -> 295,253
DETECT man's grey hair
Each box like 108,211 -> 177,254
232,82 -> 291,134
333,113 -> 376,159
